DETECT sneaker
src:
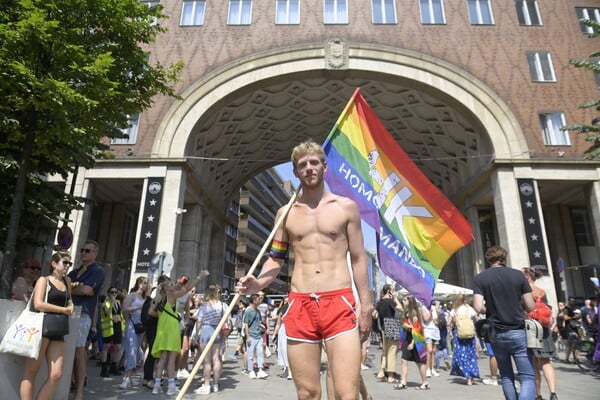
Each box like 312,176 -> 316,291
193,385 -> 211,395
152,385 -> 161,395
248,371 -> 257,379
166,385 -> 179,396
361,364 -> 370,370
431,369 -> 440,377
549,394 -> 558,400
119,378 -> 131,389
426,370 -> 432,378
256,369 -> 269,379
176,369 -> 190,379
211,384 -> 219,393
240,368 -> 249,375
482,377 -> 498,386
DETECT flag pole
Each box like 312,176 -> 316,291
176,184 -> 299,399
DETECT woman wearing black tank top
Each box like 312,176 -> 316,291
21,251 -> 74,400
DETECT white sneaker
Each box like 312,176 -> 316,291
431,369 -> 440,377
166,385 -> 179,396
248,371 -> 257,379
211,384 -> 219,393
193,385 -> 211,395
152,385 -> 161,395
361,364 -> 370,370
482,377 -> 498,386
256,369 -> 269,379
177,369 -> 190,379
119,378 -> 131,389
426,369 -> 432,378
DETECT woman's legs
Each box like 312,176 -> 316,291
20,338 -> 49,400
37,340 -> 65,400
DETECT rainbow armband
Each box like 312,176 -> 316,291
269,240 -> 289,259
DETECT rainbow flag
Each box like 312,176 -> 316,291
323,88 -> 473,306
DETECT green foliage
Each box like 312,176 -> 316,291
0,0 -> 182,247
564,19 -> 600,159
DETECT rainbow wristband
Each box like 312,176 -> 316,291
269,240 -> 289,259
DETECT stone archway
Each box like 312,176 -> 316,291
153,41 -> 529,211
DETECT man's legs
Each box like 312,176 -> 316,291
492,329 -> 536,400
509,330 -> 535,400
492,331 -> 518,400
73,314 -> 92,400
324,332 -> 361,400
288,340 -> 323,400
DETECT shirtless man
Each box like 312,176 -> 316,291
236,140 -> 372,400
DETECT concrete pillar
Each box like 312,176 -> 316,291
490,168 -> 529,268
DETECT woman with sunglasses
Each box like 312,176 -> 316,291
11,258 -> 42,301
20,251 -> 74,400
99,287 -> 125,377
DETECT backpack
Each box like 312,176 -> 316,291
527,296 -> 552,328
525,318 -> 544,348
455,308 -> 475,339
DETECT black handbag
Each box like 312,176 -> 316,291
43,313 -> 70,337
133,322 -> 145,334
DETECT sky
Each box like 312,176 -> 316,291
274,162 -> 377,251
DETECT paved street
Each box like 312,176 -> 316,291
84,335 -> 599,399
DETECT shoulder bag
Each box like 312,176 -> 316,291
0,292 -> 44,359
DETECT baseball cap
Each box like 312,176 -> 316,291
574,309 -> 582,314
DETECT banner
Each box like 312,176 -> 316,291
323,88 -> 473,305
517,179 -> 549,274
136,177 -> 164,272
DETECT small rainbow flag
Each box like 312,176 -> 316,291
323,88 -> 473,306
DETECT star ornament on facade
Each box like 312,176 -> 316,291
147,215 -> 155,222
145,231 -> 153,239
533,250 -> 542,258
528,217 -> 536,224
525,201 -> 533,208
530,234 -> 538,241
149,199 -> 157,206
143,248 -> 150,255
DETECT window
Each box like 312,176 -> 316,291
419,0 -> 445,24
575,7 -> 600,34
324,0 -> 348,24
276,0 -> 300,24
467,0 -> 493,25
111,114 -> 140,145
141,1 -> 160,26
515,0 -> 541,26
228,0 -> 252,25
372,0 -> 396,24
181,0 -> 206,26
539,112 -> 569,146
526,51 -> 556,82
570,208 -> 595,247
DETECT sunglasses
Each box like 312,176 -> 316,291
109,290 -> 118,294
80,248 -> 94,253
62,260 -> 73,267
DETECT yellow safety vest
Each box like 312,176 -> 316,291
100,299 -> 125,338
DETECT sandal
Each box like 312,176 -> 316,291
393,383 -> 407,390
416,383 -> 430,390
387,377 -> 399,383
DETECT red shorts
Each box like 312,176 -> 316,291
283,288 -> 357,343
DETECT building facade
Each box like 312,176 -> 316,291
51,1 -> 599,303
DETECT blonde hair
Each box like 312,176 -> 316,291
291,140 -> 325,168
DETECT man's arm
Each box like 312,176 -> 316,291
345,199 -> 372,343
522,292 -> 535,313
473,293 -> 486,314
237,207 -> 287,294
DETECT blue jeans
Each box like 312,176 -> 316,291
247,336 -> 264,371
491,329 -> 535,400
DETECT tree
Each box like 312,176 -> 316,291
0,0 -> 183,298
564,19 -> 600,159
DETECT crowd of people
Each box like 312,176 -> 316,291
5,141 -> 599,400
